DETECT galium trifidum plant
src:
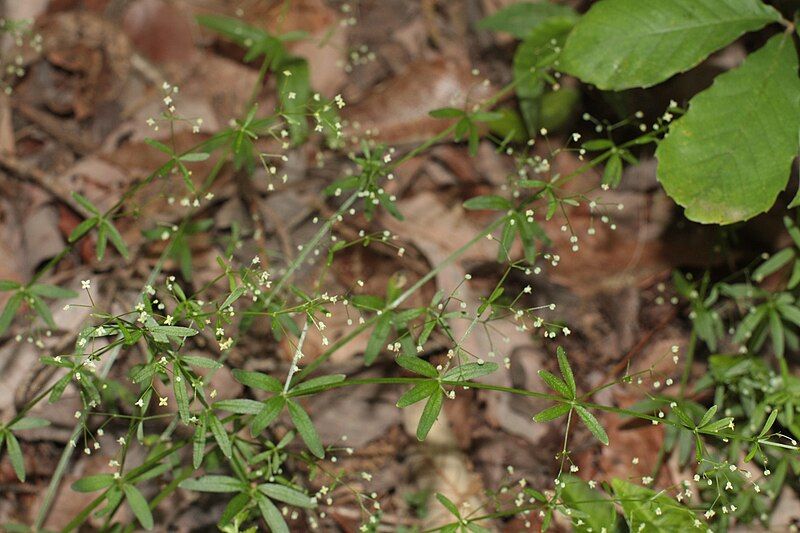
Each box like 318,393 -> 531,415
2,1 -> 800,531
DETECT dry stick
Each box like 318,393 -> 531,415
0,154 -> 89,216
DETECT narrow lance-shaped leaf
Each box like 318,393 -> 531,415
232,369 -> 283,392
416,388 -> 444,441
560,0 -> 781,90
180,475 -> 245,493
538,369 -> 571,398
192,415 -> 207,469
657,35 -> 800,224
250,396 -> 286,436
207,414 -> 232,458
364,312 -> 392,366
533,403 -> 571,423
123,484 -> 154,530
0,292 -> 24,335
259,483 -> 316,508
556,347 -> 576,397
256,493 -> 289,533
173,370 -> 191,424
287,400 -> 324,458
397,381 -> 438,408
396,355 -> 439,378
575,405 -> 609,445
442,362 -> 498,382
5,431 -> 25,482
72,474 -> 115,492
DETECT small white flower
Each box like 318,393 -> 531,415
81,280 -> 91,290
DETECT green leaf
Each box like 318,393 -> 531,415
69,217 -> 99,242
192,415 -> 207,469
5,431 -> 25,482
219,492 -> 250,526
207,414 -> 232,458
396,355 -> 439,378
220,286 -> 246,310
214,398 -> 265,415
256,493 -> 289,533
753,249 -> 795,282
697,405 -> 718,427
478,2 -> 577,38
123,484 -> 153,530
258,483 -> 315,508
364,312 -> 392,366
180,475 -> 245,493
442,362 -> 498,382
556,346 -> 576,397
533,403 -> 571,422
0,292 -> 24,335
769,309 -> 785,359
71,192 -> 101,214
602,153 -> 622,188
103,220 -> 130,260
278,58 -> 311,144
429,107 -> 464,118
416,387 -> 444,441
28,284 -> 78,299
232,369 -> 283,393
759,409 -> 779,437
182,355 -> 222,369
575,405 -> 609,445
196,15 -> 265,46
612,478 -> 704,529
287,400 -> 324,458
250,396 -> 286,436
560,0 -> 781,90
463,195 -> 511,211
513,17 -> 575,135
149,325 -> 198,338
538,369 -> 571,398
8,417 -> 50,430
0,280 -> 20,291
436,492 -> 461,518
656,34 -> 800,224
173,371 -> 191,423
700,417 -> 735,433
560,475 -> 618,532
179,152 -> 210,162
144,137 -> 174,155
290,374 -> 346,394
397,381 -> 438,408
72,473 -> 115,492
30,295 -> 55,329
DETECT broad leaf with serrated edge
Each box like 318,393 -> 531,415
657,34 -> 800,224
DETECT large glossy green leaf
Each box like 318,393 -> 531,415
560,0 -> 781,90
656,35 -> 800,224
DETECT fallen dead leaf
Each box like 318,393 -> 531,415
343,58 -> 494,145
